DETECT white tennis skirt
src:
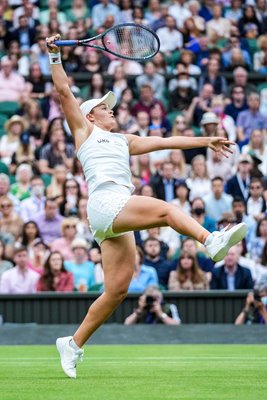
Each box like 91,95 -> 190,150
87,182 -> 132,245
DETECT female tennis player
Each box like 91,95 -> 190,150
46,34 -> 247,378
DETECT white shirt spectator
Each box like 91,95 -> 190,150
92,2 -> 120,29
168,3 -> 191,29
20,196 -> 46,222
186,177 -> 211,201
13,3 -> 40,28
0,266 -> 39,294
156,27 -> 183,52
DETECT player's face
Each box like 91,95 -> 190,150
90,103 -> 116,131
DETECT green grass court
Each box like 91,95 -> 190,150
0,345 -> 266,400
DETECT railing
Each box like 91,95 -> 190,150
0,291 -> 248,324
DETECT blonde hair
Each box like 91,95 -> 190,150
190,154 -> 209,179
61,217 -> 78,234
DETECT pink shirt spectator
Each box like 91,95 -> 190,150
50,238 -> 75,261
0,70 -> 26,102
0,266 -> 39,293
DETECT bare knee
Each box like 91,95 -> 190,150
106,285 -> 128,304
164,205 -> 180,225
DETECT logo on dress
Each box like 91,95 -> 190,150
97,139 -> 110,143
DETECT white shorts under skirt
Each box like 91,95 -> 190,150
87,183 -> 132,245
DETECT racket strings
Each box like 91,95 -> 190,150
103,25 -> 158,60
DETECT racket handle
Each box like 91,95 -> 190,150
54,40 -> 78,47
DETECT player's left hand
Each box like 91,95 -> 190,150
208,137 -> 235,158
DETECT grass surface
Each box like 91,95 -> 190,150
0,345 -> 266,400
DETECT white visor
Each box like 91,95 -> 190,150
80,91 -> 117,117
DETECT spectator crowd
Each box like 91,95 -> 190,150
0,0 -> 267,322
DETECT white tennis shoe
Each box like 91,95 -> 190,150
56,336 -> 84,378
205,222 -> 247,262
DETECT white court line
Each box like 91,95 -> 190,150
0,356 -> 266,361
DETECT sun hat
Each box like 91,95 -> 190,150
5,115 -> 28,132
71,238 -> 89,250
80,91 -> 117,117
237,154 -> 253,164
200,112 -> 219,125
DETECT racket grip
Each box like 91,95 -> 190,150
54,40 -> 78,47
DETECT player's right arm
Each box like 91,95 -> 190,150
46,34 -> 93,149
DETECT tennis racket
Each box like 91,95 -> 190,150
54,23 -> 160,61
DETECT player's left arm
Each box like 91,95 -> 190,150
127,134 -> 235,158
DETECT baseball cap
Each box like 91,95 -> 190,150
238,154 -> 252,164
200,112 -> 219,125
80,91 -> 117,117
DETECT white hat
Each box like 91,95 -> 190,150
80,91 -> 117,117
200,112 -> 219,125
71,238 -> 89,250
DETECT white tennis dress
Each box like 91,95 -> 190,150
77,124 -> 135,244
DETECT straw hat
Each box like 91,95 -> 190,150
5,115 -> 28,132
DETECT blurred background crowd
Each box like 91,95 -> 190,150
0,0 -> 267,302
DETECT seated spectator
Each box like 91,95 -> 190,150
37,251 -> 74,292
246,178 -> 266,222
181,127 -> 207,164
0,246 -> 39,294
50,217 -> 78,261
80,51 -> 104,75
40,0 -> 67,28
254,35 -> 267,73
107,57 -> 143,76
185,83 -> 214,127
183,17 -> 203,45
38,125 -> 75,175
0,195 -> 24,241
186,0 -> 205,34
20,99 -> 48,144
238,5 -> 262,37
32,198 -> 63,246
168,250 -> 209,291
211,95 -> 236,141
235,278 -> 267,324
0,115 -> 27,166
225,0 -> 243,24
152,52 -> 167,75
169,0 -> 191,30
227,67 -> 257,97
124,285 -> 181,325
116,104 -> 139,135
131,153 -> 152,185
11,14 -> 36,54
143,237 -> 176,288
136,61 -> 165,101
118,0 -> 134,24
10,163 -> 32,201
30,36 -> 50,76
149,103 -> 171,137
40,86 -> 63,121
65,238 -> 95,292
232,196 -> 257,247
222,36 -> 252,72
27,238 -> 49,275
144,0 -> 162,25
89,247 -> 104,287
206,141 -> 236,183
169,71 -> 197,112
19,220 -> 42,258
12,0 -> 39,29
59,178 -> 81,218
60,46 -> 82,74
0,56 -> 27,102
224,85 -> 248,123
172,182 -> 191,215
206,4 -> 231,44
169,149 -> 187,179
203,177 -> 233,223
91,0 -> 120,30
0,239 -> 13,282
65,0 -> 90,23
156,15 -> 183,56
140,226 -> 180,260
46,164 -> 67,200
131,84 -> 166,118
179,49 -> 202,76
135,110 -> 150,137
139,184 -> 155,198
190,197 -> 216,233
9,132 -> 36,175
186,155 -> 211,200
150,161 -> 178,202
168,62 -> 198,92
242,130 -> 267,176
248,217 -> 267,264
199,58 -> 227,95
7,39 -> 30,77
180,237 -> 214,274
20,176 -> 45,222
226,154 -> 252,203
0,173 -> 20,214
211,246 -> 254,290
109,65 -> 128,102
128,246 -> 159,293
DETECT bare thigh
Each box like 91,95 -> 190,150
113,195 -> 171,234
100,232 -> 136,294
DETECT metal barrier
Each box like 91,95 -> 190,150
0,291 -> 248,324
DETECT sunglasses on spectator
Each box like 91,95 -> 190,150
0,203 -> 12,208
250,185 -> 261,189
66,185 -> 78,189
65,224 -> 76,228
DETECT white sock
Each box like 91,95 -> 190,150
204,234 -> 213,246
69,337 -> 80,351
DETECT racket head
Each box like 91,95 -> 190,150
100,23 -> 160,61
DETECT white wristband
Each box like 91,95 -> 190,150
49,52 -> 61,65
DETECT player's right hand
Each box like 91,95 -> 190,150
46,34 -> 61,53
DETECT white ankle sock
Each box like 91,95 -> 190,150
204,234 -> 213,246
69,338 -> 80,351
